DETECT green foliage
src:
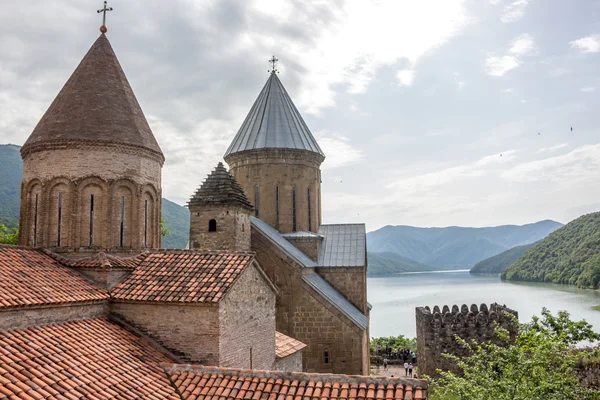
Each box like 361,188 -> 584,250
0,145 -> 23,229
502,211 -> 600,289
429,308 -> 600,400
161,198 -> 189,249
367,221 -> 562,269
470,242 -> 536,274
593,306 -> 600,312
0,224 -> 18,245
367,252 -> 439,276
160,217 -> 170,237
370,335 -> 416,353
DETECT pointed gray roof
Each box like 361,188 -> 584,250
224,73 -> 325,158
188,162 -> 253,210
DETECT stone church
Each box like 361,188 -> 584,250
0,21 -> 428,399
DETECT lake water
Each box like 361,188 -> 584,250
367,270 -> 600,338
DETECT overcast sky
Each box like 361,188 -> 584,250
2,0 -> 600,231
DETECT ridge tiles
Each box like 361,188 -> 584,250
188,162 -> 253,210
22,33 -> 163,159
224,73 -> 325,158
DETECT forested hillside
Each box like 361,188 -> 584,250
0,145 -> 23,228
367,251 -> 439,276
470,242 -> 536,274
502,211 -> 600,289
367,220 -> 562,269
161,198 -> 189,248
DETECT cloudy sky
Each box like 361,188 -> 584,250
2,0 -> 600,231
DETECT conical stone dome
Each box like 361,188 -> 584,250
188,162 -> 253,210
21,33 -> 163,161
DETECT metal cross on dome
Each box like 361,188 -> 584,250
97,1 -> 113,32
269,55 -> 279,74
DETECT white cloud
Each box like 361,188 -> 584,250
509,33 -> 536,56
314,131 -> 364,170
536,143 -> 568,154
501,0 -> 529,23
581,87 -> 596,92
569,35 -> 600,53
396,69 -> 415,86
502,88 -> 515,93
548,68 -> 569,77
485,55 -> 521,76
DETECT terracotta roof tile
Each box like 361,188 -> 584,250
275,332 -> 307,359
111,250 -> 254,303
0,246 -> 108,309
0,318 -> 179,399
163,365 -> 427,400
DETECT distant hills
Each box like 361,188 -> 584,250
367,251 -> 440,277
0,144 -> 190,248
470,242 -> 537,274
367,221 -> 563,270
502,211 -> 600,290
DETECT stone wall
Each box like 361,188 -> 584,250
19,145 -> 162,250
416,303 -> 518,377
275,352 -> 303,372
219,263 -> 276,369
316,267 -> 367,314
0,302 -> 109,330
286,237 -> 321,261
189,204 -> 251,252
226,149 -> 323,233
576,357 -> 600,390
252,228 -> 368,375
111,302 -> 220,364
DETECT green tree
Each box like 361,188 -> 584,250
160,217 -> 170,237
0,224 -> 18,245
429,308 -> 600,400
370,335 -> 416,353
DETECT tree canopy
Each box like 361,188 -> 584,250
0,224 -> 18,245
370,335 -> 416,353
429,308 -> 600,400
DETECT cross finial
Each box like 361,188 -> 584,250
97,1 -> 113,33
268,55 -> 279,74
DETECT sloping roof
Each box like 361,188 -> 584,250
188,162 -> 253,210
164,364 -> 428,400
251,217 -> 317,267
21,33 -> 163,160
0,246 -> 108,308
224,73 -> 324,158
43,249 -> 145,269
303,273 -> 369,330
250,218 -> 368,330
0,318 -> 179,399
111,250 -> 254,303
275,331 -> 307,358
282,231 -> 324,239
317,224 -> 366,267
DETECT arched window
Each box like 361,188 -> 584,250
275,184 -> 280,230
254,185 -> 259,218
307,187 -> 312,231
209,219 -> 217,232
292,186 -> 297,231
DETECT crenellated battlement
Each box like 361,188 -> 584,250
416,303 -> 518,377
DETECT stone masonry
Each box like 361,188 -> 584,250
416,303 -> 519,377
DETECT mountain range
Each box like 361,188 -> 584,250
469,242 -> 537,274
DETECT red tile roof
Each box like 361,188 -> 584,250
0,318 -> 179,399
164,365 -> 428,400
0,246 -> 108,308
111,250 -> 255,303
275,331 -> 307,358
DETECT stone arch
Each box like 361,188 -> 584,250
76,176 -> 109,248
141,184 -> 159,248
44,177 -> 74,248
21,179 -> 43,246
110,179 -> 139,248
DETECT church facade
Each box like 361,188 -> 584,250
0,24 -> 384,400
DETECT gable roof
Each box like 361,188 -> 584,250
0,246 -> 108,308
250,218 -> 368,330
0,318 -> 179,399
164,364 -> 428,400
111,250 -> 254,303
317,224 -> 366,267
275,331 -> 307,358
224,73 -> 324,159
21,34 -> 163,161
188,162 -> 253,210
43,249 -> 145,269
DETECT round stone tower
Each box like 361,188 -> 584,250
188,162 -> 254,251
224,72 -> 325,233
18,33 -> 164,252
